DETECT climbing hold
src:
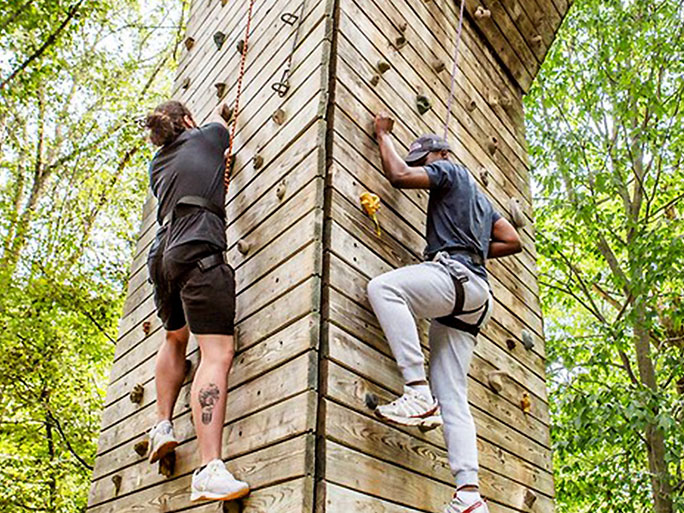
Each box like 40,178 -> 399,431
523,488 -> 538,508
214,82 -> 226,99
509,197 -> 526,228
184,359 -> 192,377
142,321 -> 151,336
474,6 -> 491,19
419,417 -> 442,432
666,205 -> 677,220
129,383 -> 144,404
487,135 -> 498,155
237,240 -> 251,255
236,39 -> 245,54
253,154 -> 264,169
221,0 -> 228,5
500,92 -> 514,111
506,339 -> 516,351
466,98 -> 477,112
360,192 -> 382,236
213,31 -> 226,50
487,92 -> 500,107
377,60 -> 391,74
479,169 -> 490,187
487,371 -> 508,394
159,451 -> 176,478
364,392 -> 379,410
521,329 -> 534,350
532,34 -> 543,46
219,103 -> 233,123
393,35 -> 407,50
181,77 -> 190,90
520,392 -> 531,414
111,474 -> 122,495
272,108 -> 286,125
416,94 -> 432,115
184,37 -> 195,51
432,59 -> 446,73
276,182 -> 287,200
370,74 -> 380,87
134,439 -> 149,457
281,12 -> 299,25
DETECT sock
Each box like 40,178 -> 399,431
407,383 -> 432,401
457,489 -> 482,506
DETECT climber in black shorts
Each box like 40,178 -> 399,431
143,100 -> 249,503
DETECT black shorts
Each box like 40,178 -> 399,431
148,245 -> 236,335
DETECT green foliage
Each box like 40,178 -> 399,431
526,0 -> 684,511
0,1 -> 185,511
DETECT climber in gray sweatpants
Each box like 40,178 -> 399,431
370,113 -> 522,513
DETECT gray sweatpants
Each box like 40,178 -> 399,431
367,252 -> 493,487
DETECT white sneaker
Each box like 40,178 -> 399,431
445,493 -> 489,513
147,420 -> 179,463
375,386 -> 441,428
190,459 -> 250,502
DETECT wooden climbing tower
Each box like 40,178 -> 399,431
87,0 -> 571,511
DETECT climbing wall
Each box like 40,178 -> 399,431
87,0 -> 570,512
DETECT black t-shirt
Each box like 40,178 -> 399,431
424,160 -> 501,279
148,122 -> 229,263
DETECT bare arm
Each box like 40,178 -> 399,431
488,217 -> 522,258
375,112 -> 431,189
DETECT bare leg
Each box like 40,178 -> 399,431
155,326 -> 190,422
191,334 -> 235,465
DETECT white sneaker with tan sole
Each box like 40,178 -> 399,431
375,385 -> 441,428
147,420 -> 179,464
190,459 -> 250,502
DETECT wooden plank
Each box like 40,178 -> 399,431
96,342 -> 316,457
101,312 -> 318,429
90,391 -> 316,506
88,434 -> 314,513
327,321 -> 549,445
324,440 -> 553,513
323,399 -> 554,496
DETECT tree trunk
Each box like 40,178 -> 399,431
633,302 -> 673,513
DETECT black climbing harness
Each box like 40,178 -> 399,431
433,251 -> 490,336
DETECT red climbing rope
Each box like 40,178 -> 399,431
444,0 -> 466,141
225,0 -> 257,192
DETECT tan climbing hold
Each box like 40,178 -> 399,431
253,154 -> 264,169
134,439 -> 149,457
487,92 -> 500,107
509,197 -> 526,228
221,0 -> 228,5
219,103 -> 233,123
500,92 -> 514,110
532,34 -> 543,46
377,60 -> 391,74
523,488 -> 538,508
521,392 -> 531,414
276,182 -> 287,200
506,339 -> 516,350
479,168 -> 490,187
159,452 -> 176,478
236,39 -> 245,54
393,35 -> 407,50
416,94 -> 432,114
432,59 -> 446,73
214,82 -> 226,99
129,383 -> 144,404
272,108 -> 286,125
474,6 -> 491,19
184,37 -> 195,51
142,320 -> 151,335
237,240 -> 251,255
487,371 -> 508,394
112,474 -> 122,495
466,98 -> 477,112
398,21 -> 408,33
370,74 -> 381,87
181,77 -> 190,90
487,136 -> 498,155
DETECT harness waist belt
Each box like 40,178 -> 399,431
162,195 -> 225,227
429,249 -> 484,266
197,252 -> 226,272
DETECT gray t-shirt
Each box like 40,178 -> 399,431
148,122 -> 229,264
424,160 -> 501,279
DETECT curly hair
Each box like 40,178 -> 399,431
145,100 -> 193,146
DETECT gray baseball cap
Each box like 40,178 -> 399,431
404,134 -> 451,164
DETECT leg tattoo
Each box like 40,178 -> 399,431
198,384 -> 220,425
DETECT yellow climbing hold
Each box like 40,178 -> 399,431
521,392 -> 531,414
360,192 -> 382,236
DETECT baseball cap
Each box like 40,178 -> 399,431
404,134 -> 451,164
